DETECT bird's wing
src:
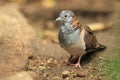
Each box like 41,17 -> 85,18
80,24 -> 98,51
72,17 -> 98,51
72,17 -> 105,52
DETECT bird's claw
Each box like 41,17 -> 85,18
70,63 -> 82,69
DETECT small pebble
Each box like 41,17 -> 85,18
52,76 -> 61,79
38,66 -> 46,70
99,57 -> 104,60
47,58 -> 53,63
77,71 -> 87,77
98,76 -> 102,80
62,70 -> 70,78
43,73 -> 49,77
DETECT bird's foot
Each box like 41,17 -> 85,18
71,56 -> 82,69
70,63 -> 82,69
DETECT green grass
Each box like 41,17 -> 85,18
102,48 -> 120,80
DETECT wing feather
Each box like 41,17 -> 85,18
81,24 -> 98,51
72,17 -> 98,51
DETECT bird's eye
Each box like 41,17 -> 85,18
65,15 -> 67,17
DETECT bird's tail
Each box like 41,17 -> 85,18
96,43 -> 106,51
87,43 -> 106,53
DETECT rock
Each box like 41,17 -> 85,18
0,4 -> 36,45
62,70 -> 70,78
0,39 -> 32,77
76,71 -> 87,77
3,72 -> 33,80
52,76 -> 61,80
0,4 -> 36,78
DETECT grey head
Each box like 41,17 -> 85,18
56,10 -> 75,23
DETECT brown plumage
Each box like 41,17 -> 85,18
72,16 -> 80,28
80,24 -> 98,51
72,17 -> 100,52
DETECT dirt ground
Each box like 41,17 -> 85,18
0,0 -> 120,80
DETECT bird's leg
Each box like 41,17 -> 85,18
74,56 -> 82,68
70,56 -> 82,68
63,55 -> 73,65
68,55 -> 73,62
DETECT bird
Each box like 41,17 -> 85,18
56,10 -> 105,68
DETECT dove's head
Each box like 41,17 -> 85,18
56,10 -> 75,24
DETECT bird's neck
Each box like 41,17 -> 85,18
61,22 -> 76,34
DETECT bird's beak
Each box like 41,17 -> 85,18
55,17 -> 62,21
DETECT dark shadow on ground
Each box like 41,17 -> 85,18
70,46 -> 106,66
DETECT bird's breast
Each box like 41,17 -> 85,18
59,29 -> 86,56
59,29 -> 80,46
